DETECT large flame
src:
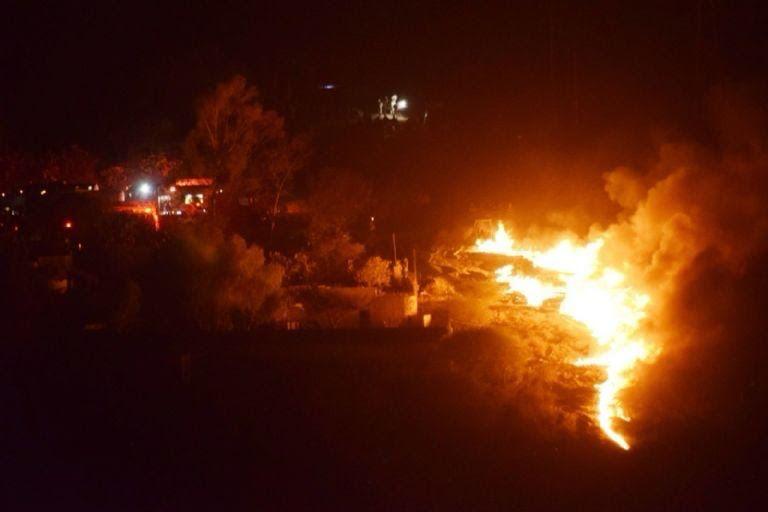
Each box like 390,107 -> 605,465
473,222 -> 653,450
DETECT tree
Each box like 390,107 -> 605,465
184,75 -> 307,226
41,145 -> 99,184
215,235 -> 286,329
355,256 -> 391,288
262,134 -> 309,233
99,152 -> 181,192
0,150 -> 33,189
302,168 -> 372,283
135,152 -> 181,182
100,165 -> 129,191
306,167 -> 372,235
309,230 -> 365,284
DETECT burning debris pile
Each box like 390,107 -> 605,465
468,222 -> 652,450
428,121 -> 768,451
425,221 -> 652,449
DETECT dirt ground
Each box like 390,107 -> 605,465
2,329 -> 765,510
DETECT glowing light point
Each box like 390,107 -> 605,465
137,182 -> 153,197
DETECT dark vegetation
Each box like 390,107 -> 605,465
0,75 -> 436,334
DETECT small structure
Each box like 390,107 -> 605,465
373,93 -> 410,122
157,178 -> 216,217
368,292 -> 418,327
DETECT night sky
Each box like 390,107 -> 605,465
3,1 -> 768,155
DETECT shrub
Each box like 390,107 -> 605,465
355,256 -> 391,288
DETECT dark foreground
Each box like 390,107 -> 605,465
2,329 -> 765,511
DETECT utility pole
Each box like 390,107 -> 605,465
391,232 -> 397,262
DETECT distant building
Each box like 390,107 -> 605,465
157,177 -> 216,217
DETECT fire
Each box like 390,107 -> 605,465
473,222 -> 653,450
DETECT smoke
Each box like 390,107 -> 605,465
441,85 -> 768,453
596,85 -> 768,447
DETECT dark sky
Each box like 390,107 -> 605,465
2,1 -> 768,155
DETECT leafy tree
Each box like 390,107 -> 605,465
307,167 -> 372,235
355,256 -> 391,288
0,150 -> 33,189
215,235 -> 285,329
262,134 -> 309,232
184,75 -> 307,226
143,224 -> 285,331
41,145 -> 99,184
308,229 -> 365,284
100,152 -> 181,192
100,165 -> 130,191
136,152 -> 181,182
300,167 -> 373,283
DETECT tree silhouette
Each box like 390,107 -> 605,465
184,75 -> 307,227
41,145 -> 99,184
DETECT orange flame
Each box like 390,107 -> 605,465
473,222 -> 653,450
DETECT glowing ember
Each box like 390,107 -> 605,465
473,222 -> 652,450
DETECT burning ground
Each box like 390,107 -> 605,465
424,99 -> 768,457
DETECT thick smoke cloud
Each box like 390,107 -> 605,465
597,86 -> 768,451
440,85 -> 768,457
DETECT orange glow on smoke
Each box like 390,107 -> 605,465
473,222 -> 653,450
